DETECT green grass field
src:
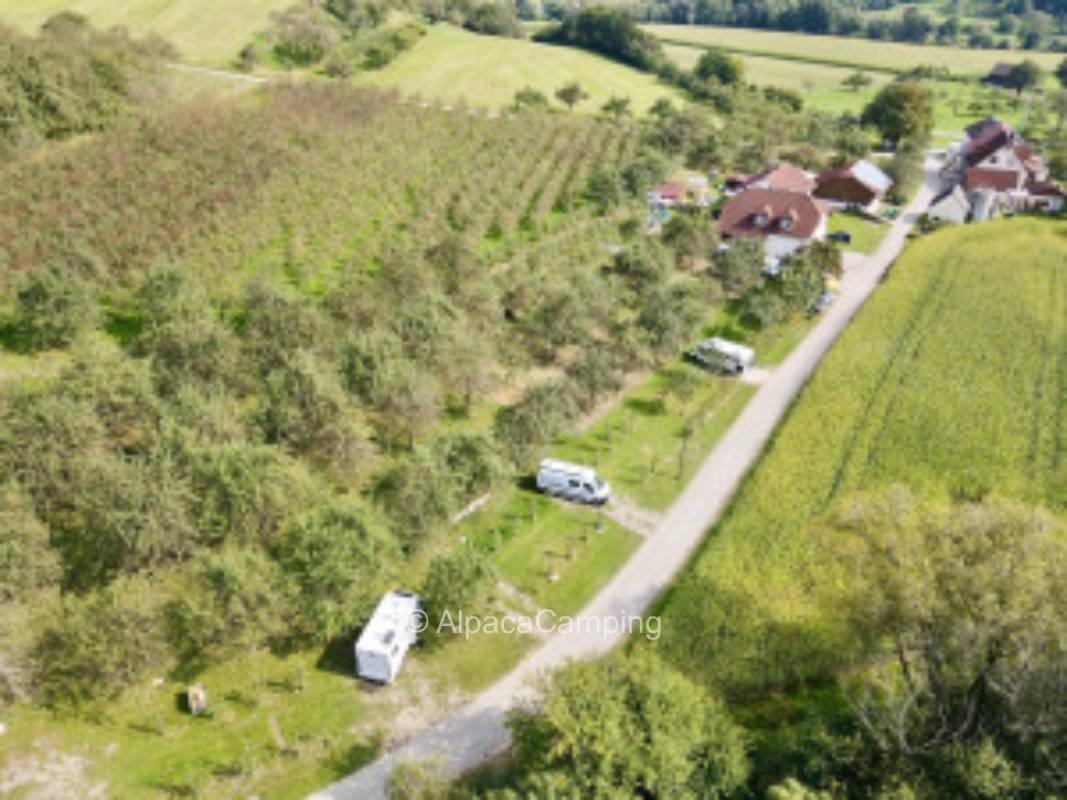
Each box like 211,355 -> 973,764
645,23 -> 1065,76
664,42 -> 892,114
653,217 -> 1067,695
826,211 -> 889,254
552,367 -> 756,511
0,0 -> 289,65
357,24 -> 683,113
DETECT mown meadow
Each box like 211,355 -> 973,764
0,0 -> 290,64
644,23 -> 1066,76
653,217 -> 1067,698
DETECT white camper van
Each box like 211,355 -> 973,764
536,459 -> 611,505
686,337 -> 755,376
355,590 -> 421,684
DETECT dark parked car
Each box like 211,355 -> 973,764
808,290 -> 836,316
827,230 -> 852,244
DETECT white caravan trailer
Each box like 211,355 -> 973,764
536,458 -> 611,505
355,590 -> 421,683
686,337 -> 755,375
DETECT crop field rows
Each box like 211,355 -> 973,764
654,219 -> 1067,696
820,246 -> 963,509
166,98 -> 634,296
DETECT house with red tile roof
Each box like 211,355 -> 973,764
717,188 -> 828,266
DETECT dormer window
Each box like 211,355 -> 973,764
753,213 -> 768,226
777,209 -> 799,231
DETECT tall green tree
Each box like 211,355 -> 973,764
555,81 -> 588,111
508,650 -> 749,798
816,491 -> 1067,791
694,48 -> 743,86
1006,59 -> 1042,95
861,81 -> 934,145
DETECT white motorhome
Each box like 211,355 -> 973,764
536,459 -> 611,505
687,337 -> 755,375
355,590 -> 421,683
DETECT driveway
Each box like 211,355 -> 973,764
311,156 -> 945,800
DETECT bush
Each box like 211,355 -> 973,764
0,482 -> 61,601
534,8 -> 664,72
271,4 -> 339,65
494,380 -> 579,465
34,579 -> 163,707
421,548 -> 493,639
464,3 -> 523,37
164,548 -> 287,672
12,264 -> 97,351
273,499 -> 395,643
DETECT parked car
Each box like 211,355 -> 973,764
686,337 -> 755,375
827,230 -> 852,244
808,290 -> 836,316
536,459 -> 610,505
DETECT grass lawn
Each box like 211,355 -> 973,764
826,211 -> 889,254
0,649 -> 376,799
463,492 -> 641,614
0,0 -> 289,65
702,303 -> 818,367
552,366 -> 756,511
0,609 -> 536,799
664,42 -> 892,115
356,24 -> 683,113
644,23 -> 1065,76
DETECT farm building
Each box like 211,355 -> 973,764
936,118 -> 1061,223
814,159 -> 892,211
981,62 -> 1017,87
741,163 -> 817,194
928,185 -> 970,224
717,187 -> 828,265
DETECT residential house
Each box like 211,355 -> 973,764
717,188 -> 828,268
814,159 -> 893,212
981,63 -> 1017,87
742,163 -> 817,194
647,182 -> 687,208
928,185 -> 970,224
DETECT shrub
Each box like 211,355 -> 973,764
33,579 -> 163,707
273,499 -> 396,643
12,264 -> 97,351
164,548 -> 287,672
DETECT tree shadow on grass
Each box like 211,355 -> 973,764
325,732 -> 384,779
623,396 -> 666,416
316,630 -> 357,678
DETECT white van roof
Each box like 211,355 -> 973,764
356,591 -> 419,655
696,337 -> 755,363
539,458 -> 597,480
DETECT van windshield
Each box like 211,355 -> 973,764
594,477 -> 605,490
